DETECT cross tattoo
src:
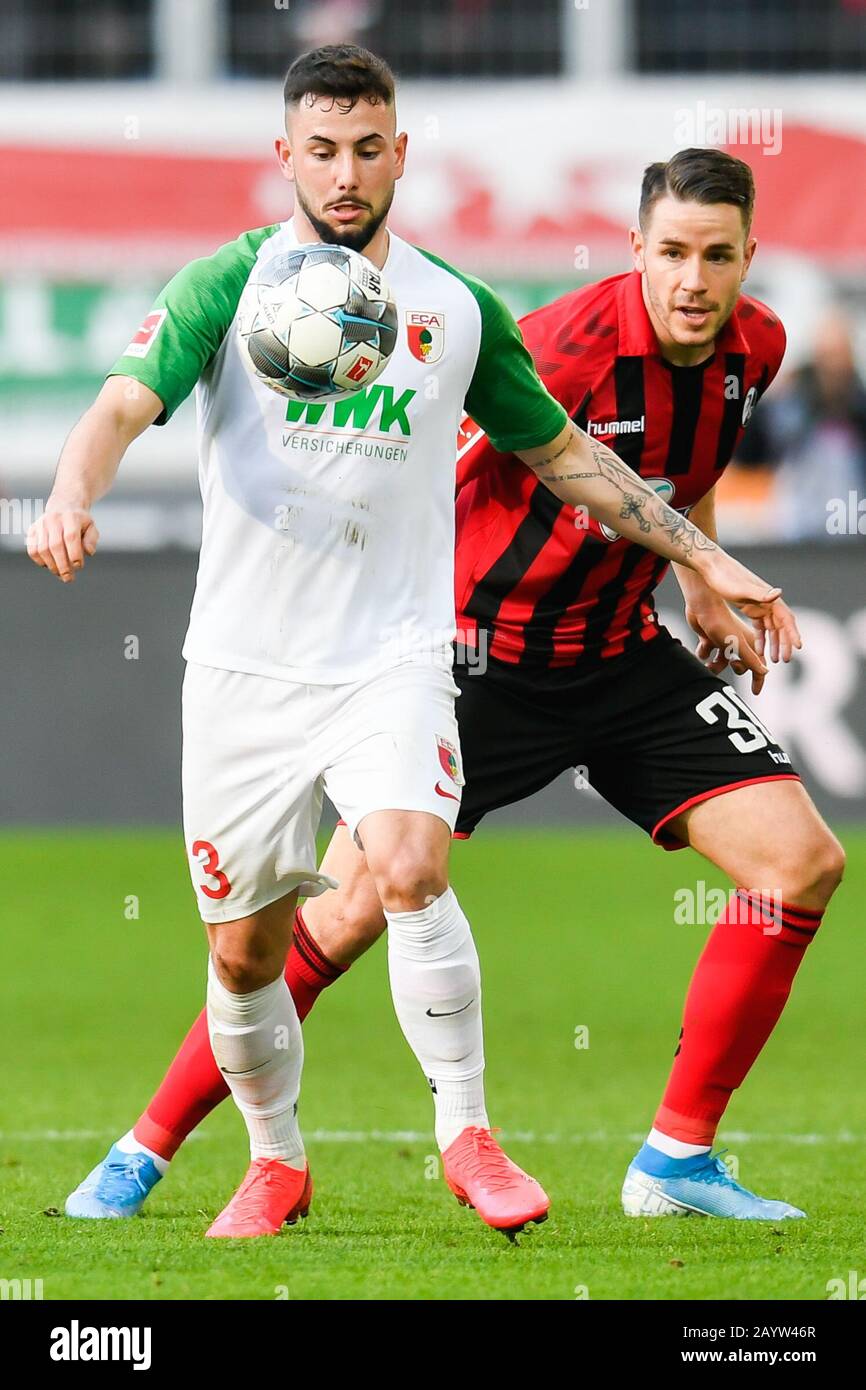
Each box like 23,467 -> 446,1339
619,493 -> 651,533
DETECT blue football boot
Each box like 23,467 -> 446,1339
621,1143 -> 806,1220
65,1142 -> 163,1219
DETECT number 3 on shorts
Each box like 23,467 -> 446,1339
191,838 -> 232,900
694,686 -> 773,755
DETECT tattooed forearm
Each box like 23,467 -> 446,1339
538,472 -> 599,485
538,430 -> 650,490
619,493 -> 651,533
532,434 -> 573,469
647,498 -> 718,557
529,425 -> 719,563
537,430 -> 648,489
519,430 -> 782,606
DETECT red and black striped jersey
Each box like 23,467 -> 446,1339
455,269 -> 786,676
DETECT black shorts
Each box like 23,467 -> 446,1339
452,628 -> 799,849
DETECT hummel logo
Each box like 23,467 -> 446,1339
587,415 -> 645,436
426,999 -> 475,1018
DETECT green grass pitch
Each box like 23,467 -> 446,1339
1,827 -> 863,1301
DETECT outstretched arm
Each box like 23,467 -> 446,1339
516,422 -> 783,619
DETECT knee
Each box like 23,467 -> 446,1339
211,942 -> 279,994
774,829 -> 846,910
812,834 -> 846,904
370,847 -> 447,914
323,888 -> 386,955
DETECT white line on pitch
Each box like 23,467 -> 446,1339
0,1129 -> 861,1144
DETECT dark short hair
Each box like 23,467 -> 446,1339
283,44 -> 396,112
639,148 -> 755,232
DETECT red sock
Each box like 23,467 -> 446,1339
133,905 -> 348,1161
654,890 -> 823,1146
285,904 -> 348,1020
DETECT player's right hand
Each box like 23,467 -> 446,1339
686,602 -> 770,695
26,507 -> 100,583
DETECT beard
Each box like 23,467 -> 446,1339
645,275 -> 740,347
293,181 -> 395,254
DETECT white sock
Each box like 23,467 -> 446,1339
647,1126 -> 710,1160
385,887 -> 489,1151
116,1128 -> 170,1176
206,958 -> 305,1167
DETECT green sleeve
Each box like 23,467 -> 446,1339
416,248 -> 568,452
105,224 -> 280,424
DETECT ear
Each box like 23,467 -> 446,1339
394,130 -> 408,181
275,135 -> 295,184
741,235 -> 757,281
629,226 -> 646,273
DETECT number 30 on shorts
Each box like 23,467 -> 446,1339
694,685 -> 774,754
191,838 -> 232,900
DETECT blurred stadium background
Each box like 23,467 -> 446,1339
1,0 -> 864,829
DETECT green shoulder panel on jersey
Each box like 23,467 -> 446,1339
415,246 -> 568,453
105,224 -> 281,425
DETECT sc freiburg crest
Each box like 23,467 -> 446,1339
407,311 -> 445,364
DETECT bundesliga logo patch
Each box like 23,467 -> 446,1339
406,311 -> 445,364
124,309 -> 167,359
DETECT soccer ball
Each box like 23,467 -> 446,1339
237,243 -> 398,401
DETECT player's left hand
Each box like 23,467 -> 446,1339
694,547 -> 785,617
749,593 -> 802,666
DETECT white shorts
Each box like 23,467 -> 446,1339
181,660 -> 464,923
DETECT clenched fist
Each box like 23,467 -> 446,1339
27,507 -> 100,583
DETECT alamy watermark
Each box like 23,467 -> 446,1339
674,102 -> 783,156
827,1270 -> 866,1299
826,492 -> 866,536
1,1276 -> 44,1299
49,1321 -> 151,1370
1,497 -> 46,536
674,883 -> 783,933
378,621 -> 490,675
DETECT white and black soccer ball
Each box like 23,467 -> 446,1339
237,243 -> 398,401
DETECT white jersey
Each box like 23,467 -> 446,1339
109,219 -> 566,683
